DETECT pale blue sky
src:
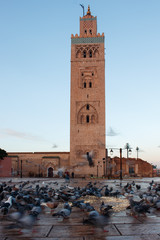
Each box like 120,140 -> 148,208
0,0 -> 160,167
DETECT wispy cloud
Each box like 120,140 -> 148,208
158,146 -> 160,148
52,144 -> 58,148
0,128 -> 46,142
138,148 -> 145,152
106,127 -> 119,137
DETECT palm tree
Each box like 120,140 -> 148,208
124,143 -> 131,159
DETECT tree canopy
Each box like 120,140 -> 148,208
0,148 -> 8,160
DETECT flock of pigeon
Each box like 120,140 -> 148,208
0,178 -> 160,235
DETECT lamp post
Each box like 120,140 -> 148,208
120,148 -> 122,181
109,149 -> 114,179
136,147 -> 139,160
105,149 -> 108,178
103,158 -> 105,177
109,148 -> 125,182
17,158 -> 19,176
20,160 -> 22,178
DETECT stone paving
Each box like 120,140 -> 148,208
1,177 -> 160,240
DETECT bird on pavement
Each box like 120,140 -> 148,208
83,210 -> 109,232
52,202 -> 72,219
41,201 -> 59,214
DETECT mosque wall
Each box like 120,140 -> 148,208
7,152 -> 153,178
8,152 -> 70,177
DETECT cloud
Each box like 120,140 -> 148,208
0,128 -> 46,142
158,146 -> 160,148
52,144 -> 58,148
106,127 -> 119,137
138,149 -> 145,152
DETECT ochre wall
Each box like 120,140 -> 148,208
0,157 -> 12,177
8,152 -> 70,177
109,157 -> 153,178
7,152 -> 153,178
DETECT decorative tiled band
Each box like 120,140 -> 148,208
80,17 -> 97,21
71,37 -> 104,44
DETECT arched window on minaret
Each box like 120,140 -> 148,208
77,104 -> 98,124
89,50 -> 92,58
86,104 -> 90,110
83,50 -> 86,58
89,29 -> 92,35
89,82 -> 92,88
84,82 -> 86,88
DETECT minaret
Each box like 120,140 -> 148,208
70,6 -> 106,177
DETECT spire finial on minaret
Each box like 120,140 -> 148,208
87,5 -> 91,15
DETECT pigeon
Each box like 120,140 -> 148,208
17,213 -> 38,234
82,151 -> 94,167
136,185 -> 141,190
100,201 -> 113,216
127,197 -> 150,217
52,203 -> 72,219
0,196 -> 13,215
83,210 -> 108,232
41,201 -> 59,214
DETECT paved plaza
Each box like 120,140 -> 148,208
1,177 -> 160,240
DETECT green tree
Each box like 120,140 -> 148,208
0,148 -> 8,160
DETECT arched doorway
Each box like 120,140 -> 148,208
48,167 -> 53,177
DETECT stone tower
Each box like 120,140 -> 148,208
70,6 -> 106,177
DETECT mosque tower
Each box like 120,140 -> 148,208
70,6 -> 106,177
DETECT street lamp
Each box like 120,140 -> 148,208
97,161 -> 100,178
108,149 -> 114,179
102,158 -> 106,177
136,147 -> 139,160
120,148 -> 122,181
110,149 -> 113,155
20,160 -> 22,178
109,148 -> 123,181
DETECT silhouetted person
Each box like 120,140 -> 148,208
71,172 -> 74,178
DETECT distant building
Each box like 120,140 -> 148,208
7,151 -> 153,178
107,157 -> 153,178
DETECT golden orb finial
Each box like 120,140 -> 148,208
87,5 -> 91,15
